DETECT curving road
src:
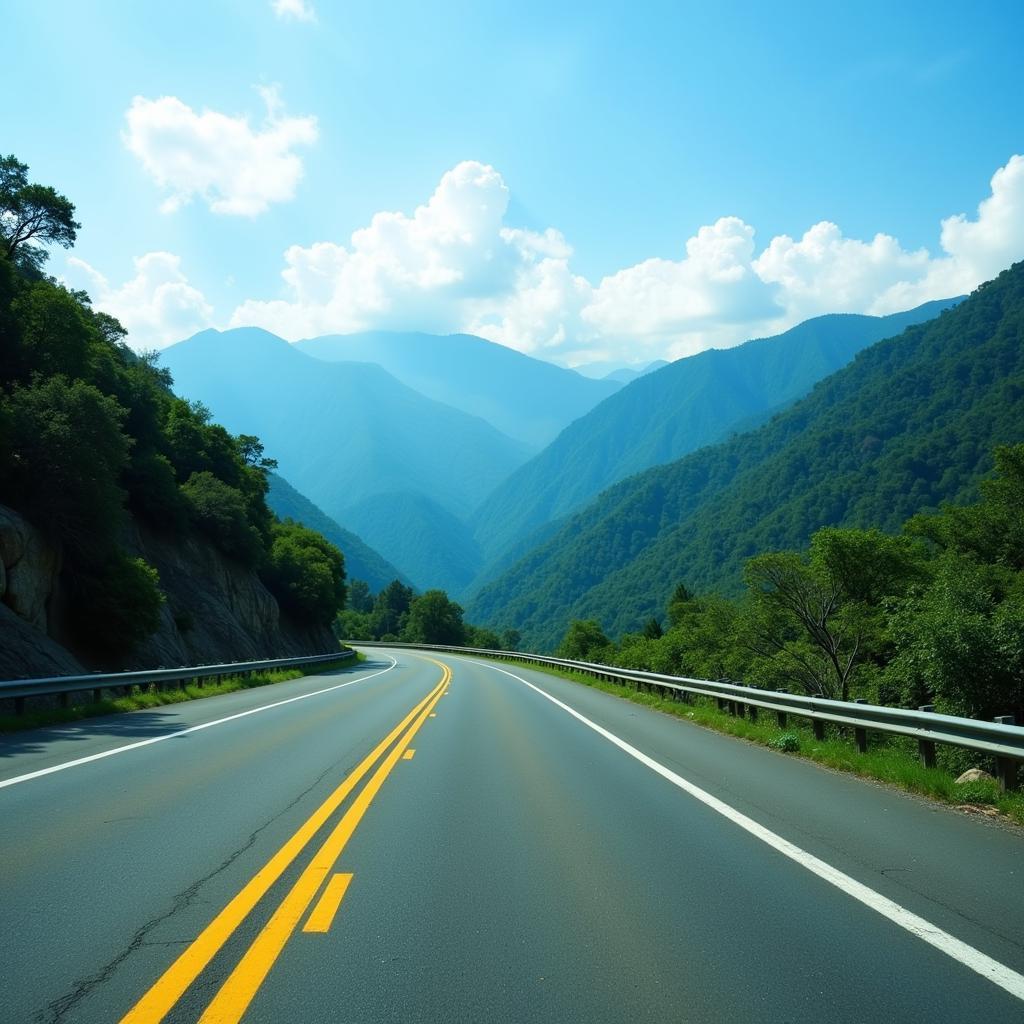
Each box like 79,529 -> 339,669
1,648 -> 1022,1023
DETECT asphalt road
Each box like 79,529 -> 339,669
1,648 -> 1023,1024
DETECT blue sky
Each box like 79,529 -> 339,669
3,0 -> 1023,365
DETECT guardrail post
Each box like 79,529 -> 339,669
717,697 -> 729,713
735,700 -> 746,719
994,717 -> 1020,791
853,699 -> 869,752
812,718 -> 826,741
93,687 -> 103,703
747,701 -> 758,722
59,691 -> 70,708
15,696 -> 25,715
775,690 -> 788,727
917,706 -> 937,768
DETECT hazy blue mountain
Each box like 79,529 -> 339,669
341,491 -> 482,595
466,269 -> 1022,651
161,328 -> 530,530
295,330 -> 620,450
266,474 -> 411,591
470,299 -> 960,568
603,359 -> 670,383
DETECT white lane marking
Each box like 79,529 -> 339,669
454,655 -> 1024,1003
0,658 -> 397,791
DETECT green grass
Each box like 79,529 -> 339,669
0,653 -> 360,733
490,656 -> 1024,829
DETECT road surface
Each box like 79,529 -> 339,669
1,647 -> 1022,1023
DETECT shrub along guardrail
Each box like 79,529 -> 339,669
0,650 -> 355,715
355,641 -> 1024,791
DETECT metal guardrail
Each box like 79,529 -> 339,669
355,641 -> 1024,790
0,649 -> 356,713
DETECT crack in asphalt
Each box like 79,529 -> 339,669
37,753 -> 360,1024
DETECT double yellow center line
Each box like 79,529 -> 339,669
121,659 -> 451,1024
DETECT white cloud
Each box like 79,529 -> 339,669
66,252 -> 214,350
123,87 -> 318,216
232,160 -> 535,341
272,0 -> 316,21
81,152 -> 1022,361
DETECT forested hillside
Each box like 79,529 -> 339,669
0,157 -> 347,674
296,330 -> 619,449
468,263 -> 1024,650
266,473 -> 410,591
341,491 -> 480,595
471,299 -> 958,567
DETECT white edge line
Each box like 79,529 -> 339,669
0,657 -> 398,791
451,654 -> 1024,1004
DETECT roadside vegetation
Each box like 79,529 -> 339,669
0,155 -> 348,663
0,655 -> 359,733
554,443 -> 1024,735
336,578 -> 520,649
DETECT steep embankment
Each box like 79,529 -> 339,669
0,503 -> 332,679
471,299 -> 959,569
468,266 -> 1024,649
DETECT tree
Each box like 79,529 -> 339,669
402,590 -> 466,645
0,155 -> 80,271
180,471 -> 264,566
558,619 -> 611,662
372,579 -> 414,637
643,617 -> 663,639
348,579 -> 373,613
263,520 -> 347,626
741,528 -> 921,700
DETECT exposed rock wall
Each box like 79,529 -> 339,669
0,503 -> 336,680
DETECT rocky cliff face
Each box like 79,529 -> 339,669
0,503 -> 336,680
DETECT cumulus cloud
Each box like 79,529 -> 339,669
123,87 -> 318,216
64,151 -> 1016,361
66,252 -> 214,350
272,0 -> 316,21
232,161 -> 536,341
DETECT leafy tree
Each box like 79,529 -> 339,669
0,155 -> 80,272
643,617 -> 663,639
0,376 -> 129,549
263,520 -> 347,626
558,619 -> 612,662
180,471 -> 264,566
372,579 -> 415,637
348,579 -> 373,613
402,590 -> 467,645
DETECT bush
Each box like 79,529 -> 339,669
953,779 -> 999,805
769,732 -> 801,752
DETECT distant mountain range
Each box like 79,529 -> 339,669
160,327 -> 533,588
470,298 -> 960,570
296,330 -> 619,450
266,474 -> 410,591
466,266 -> 1024,649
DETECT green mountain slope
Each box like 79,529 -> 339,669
467,265 -> 1024,650
471,299 -> 959,567
266,474 -> 410,590
341,491 -> 481,595
295,330 -> 619,450
161,328 -> 530,528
